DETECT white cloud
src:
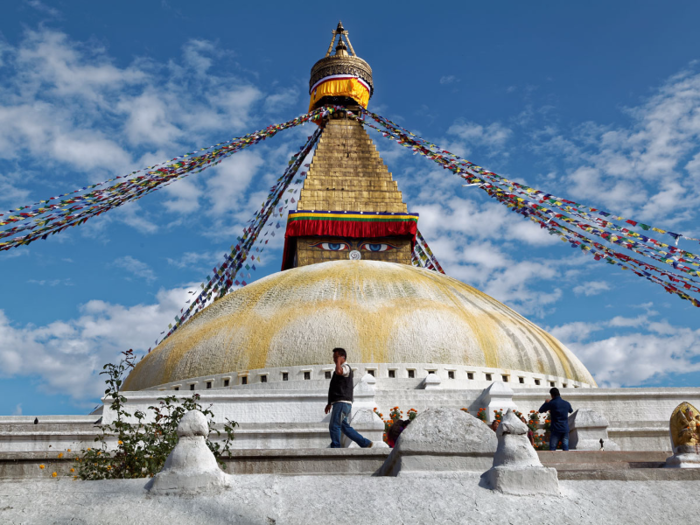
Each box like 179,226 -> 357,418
182,39 -> 218,76
12,403 -> 22,415
166,251 -> 223,269
0,27 -> 267,233
551,65 -> 700,222
572,280 -> 610,296
0,286 -> 194,402
113,256 -> 156,282
550,314 -> 700,386
265,88 -> 299,114
27,278 -> 73,287
23,0 -> 61,18
440,75 -> 459,85
205,150 -> 265,216
448,121 -> 513,152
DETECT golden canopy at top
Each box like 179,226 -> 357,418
309,22 -> 374,111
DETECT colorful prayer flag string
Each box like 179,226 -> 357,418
412,229 -> 445,274
0,106 -> 342,252
359,109 -> 700,309
156,127 -> 322,345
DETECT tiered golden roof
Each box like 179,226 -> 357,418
297,118 -> 407,213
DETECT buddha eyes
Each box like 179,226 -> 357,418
359,242 -> 396,252
310,242 -> 350,251
309,241 -> 397,252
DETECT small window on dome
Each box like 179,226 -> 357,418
448,371 -> 455,379
282,372 -> 289,381
534,379 -> 541,386
367,369 -> 375,377
174,386 -> 179,391
502,375 -> 509,382
261,375 -> 267,383
388,370 -> 395,378
241,376 -> 248,385
485,373 -> 492,381
223,379 -> 230,387
518,377 -> 524,384
563,384 -> 568,388
206,381 -> 212,389
550,381 -> 555,387
467,372 -> 474,380
304,371 -> 311,380
325,371 -> 331,379
408,370 -> 415,379
189,384 -> 195,391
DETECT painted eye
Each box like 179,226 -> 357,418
360,243 -> 396,252
310,242 -> 350,251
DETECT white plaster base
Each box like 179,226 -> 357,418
485,466 -> 560,495
665,453 -> 700,469
4,474 -> 700,525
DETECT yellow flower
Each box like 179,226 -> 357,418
87,448 -> 91,451
67,448 -> 71,452
118,440 -> 123,445
52,472 -> 57,478
39,464 -> 45,469
57,453 -> 64,458
70,468 -> 75,473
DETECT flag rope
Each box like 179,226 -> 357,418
358,109 -> 700,308
0,106 -> 342,252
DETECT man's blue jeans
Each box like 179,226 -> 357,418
329,402 -> 372,448
549,430 -> 570,451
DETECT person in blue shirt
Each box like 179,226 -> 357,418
539,388 -> 573,451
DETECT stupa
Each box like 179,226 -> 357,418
122,22 -> 596,394
2,24 -> 698,459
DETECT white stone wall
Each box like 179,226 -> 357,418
2,383 -> 698,453
145,362 -> 592,392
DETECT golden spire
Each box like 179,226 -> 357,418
325,21 -> 356,57
309,22 -> 373,111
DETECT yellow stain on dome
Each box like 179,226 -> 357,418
123,261 -> 596,391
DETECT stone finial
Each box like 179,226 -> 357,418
423,373 -> 441,390
377,408 -> 497,476
481,382 -> 517,422
145,410 -> 231,494
568,408 -> 619,451
177,410 -> 209,438
493,410 -> 541,469
352,373 -> 379,410
485,409 -> 559,495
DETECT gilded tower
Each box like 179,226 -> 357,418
282,22 -> 418,270
123,23 -> 597,393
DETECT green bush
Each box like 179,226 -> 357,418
75,350 -> 238,480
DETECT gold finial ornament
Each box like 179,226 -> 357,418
309,22 -> 373,111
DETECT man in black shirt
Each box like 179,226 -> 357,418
539,387 -> 573,451
324,348 -> 372,448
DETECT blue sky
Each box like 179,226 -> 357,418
1,1 -> 699,415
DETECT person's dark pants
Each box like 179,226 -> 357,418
549,430 -> 570,451
329,402 -> 371,448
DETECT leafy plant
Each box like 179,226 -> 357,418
75,349 -> 238,480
